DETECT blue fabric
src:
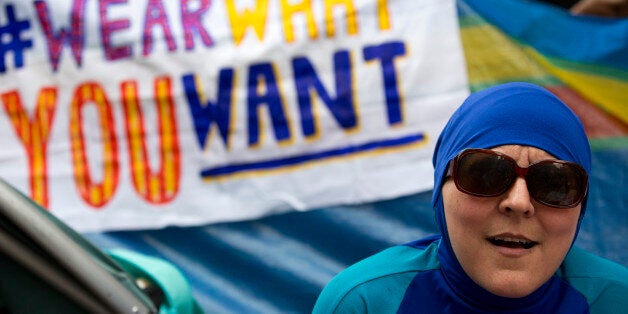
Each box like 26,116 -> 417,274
312,239 -> 442,313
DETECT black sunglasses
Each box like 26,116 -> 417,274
446,149 -> 588,208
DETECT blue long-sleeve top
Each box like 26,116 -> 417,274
313,235 -> 628,313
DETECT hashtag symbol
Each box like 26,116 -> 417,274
0,4 -> 33,73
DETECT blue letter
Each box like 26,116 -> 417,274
293,50 -> 356,138
247,63 -> 291,147
363,41 -> 405,125
182,69 -> 234,149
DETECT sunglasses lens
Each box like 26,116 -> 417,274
526,162 -> 587,208
456,151 -> 515,196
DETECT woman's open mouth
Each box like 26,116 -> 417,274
488,236 -> 538,249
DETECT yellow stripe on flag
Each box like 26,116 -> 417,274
459,24 -> 557,91
527,48 -> 628,125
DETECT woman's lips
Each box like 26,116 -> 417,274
487,235 -> 538,250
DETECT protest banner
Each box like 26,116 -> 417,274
0,0 -> 467,231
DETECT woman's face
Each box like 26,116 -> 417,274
442,145 -> 582,298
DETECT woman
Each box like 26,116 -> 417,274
312,82 -> 628,313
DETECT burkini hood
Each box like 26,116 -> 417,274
429,82 -> 592,311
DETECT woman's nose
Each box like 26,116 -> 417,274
499,177 -> 535,217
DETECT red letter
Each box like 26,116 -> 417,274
1,88 -> 58,208
121,77 -> 181,204
69,82 -> 119,207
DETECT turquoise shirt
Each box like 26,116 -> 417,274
313,239 -> 628,313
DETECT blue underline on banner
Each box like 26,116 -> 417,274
200,132 -> 427,180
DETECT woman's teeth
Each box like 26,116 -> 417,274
488,236 -> 537,249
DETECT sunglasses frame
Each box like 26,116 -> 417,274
446,148 -> 588,208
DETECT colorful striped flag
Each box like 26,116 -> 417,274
459,0 -> 628,140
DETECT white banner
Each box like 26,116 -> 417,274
0,0 -> 468,232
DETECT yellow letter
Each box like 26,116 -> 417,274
226,0 -> 270,45
377,0 -> 391,30
324,0 -> 358,37
280,0 -> 318,42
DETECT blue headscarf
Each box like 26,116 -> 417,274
432,82 -> 591,236
431,82 -> 591,308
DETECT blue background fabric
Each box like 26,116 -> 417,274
84,143 -> 627,313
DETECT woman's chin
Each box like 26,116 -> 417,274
483,278 -> 540,299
